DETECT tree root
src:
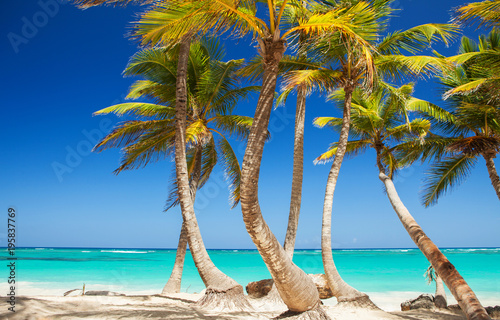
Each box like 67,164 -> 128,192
195,285 -> 253,312
274,304 -> 331,320
336,294 -> 380,310
261,284 -> 287,306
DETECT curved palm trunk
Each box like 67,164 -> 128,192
321,87 -> 376,308
162,145 -> 203,295
482,152 -> 500,201
434,273 -> 447,309
240,39 -> 325,317
162,223 -> 188,294
174,35 -> 250,310
283,85 -> 306,258
376,152 -> 490,320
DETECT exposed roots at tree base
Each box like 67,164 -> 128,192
195,285 -> 253,312
274,305 -> 331,320
261,284 -> 287,306
336,294 -> 380,310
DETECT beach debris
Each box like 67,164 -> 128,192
84,291 -> 125,296
63,283 -> 85,296
401,294 -> 435,311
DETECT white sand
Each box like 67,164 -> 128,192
0,292 -> 475,320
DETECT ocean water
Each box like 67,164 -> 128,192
1,247 -> 499,311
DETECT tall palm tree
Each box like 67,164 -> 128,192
282,1 -> 458,306
93,40 -> 257,308
132,1 -> 378,315
399,32 -> 500,205
315,84 -> 491,320
72,0 -> 255,309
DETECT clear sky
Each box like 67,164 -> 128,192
1,0 -> 498,250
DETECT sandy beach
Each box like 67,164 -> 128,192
0,292 -> 486,320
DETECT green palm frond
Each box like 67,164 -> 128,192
313,116 -> 343,129
281,69 -> 343,93
217,136 -> 242,208
72,0 -> 154,9
134,0 -> 267,46
94,103 -> 175,119
406,98 -> 455,122
314,139 -> 371,164
455,0 -> 500,28
422,155 -> 478,207
375,55 -> 448,81
210,115 -> 254,141
395,135 -> 458,166
126,80 -> 176,103
197,137 -> 218,190
114,126 -> 176,172
385,118 -> 431,141
378,23 -> 460,55
93,119 -> 173,152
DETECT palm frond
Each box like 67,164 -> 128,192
422,155 -> 478,207
378,23 -> 460,55
94,103 -> 175,119
314,139 -> 371,164
217,136 -> 242,208
455,0 -> 500,28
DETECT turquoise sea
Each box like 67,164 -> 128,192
2,247 -> 499,310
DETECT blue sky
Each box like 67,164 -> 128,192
1,0 -> 498,250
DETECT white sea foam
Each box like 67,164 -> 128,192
81,251 -> 91,253
100,250 -> 147,254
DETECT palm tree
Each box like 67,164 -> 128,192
399,32 -> 500,205
132,1 -> 379,315
281,1 -> 458,306
425,265 -> 447,309
315,84 -> 491,320
93,39 -> 257,308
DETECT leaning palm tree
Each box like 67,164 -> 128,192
132,1 -> 380,316
399,32 -> 500,205
315,84 -> 491,320
281,0 -> 458,306
93,39 -> 258,308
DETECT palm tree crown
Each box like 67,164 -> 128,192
94,38 -> 259,208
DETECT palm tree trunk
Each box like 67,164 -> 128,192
482,152 -> 500,201
162,223 -> 188,294
376,151 -> 490,320
240,39 -> 326,317
321,86 -> 377,308
162,144 -> 203,295
434,273 -> 447,309
173,34 -> 250,311
283,85 -> 306,259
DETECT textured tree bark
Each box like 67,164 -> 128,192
162,145 -> 203,295
283,85 -> 306,259
162,223 -> 188,294
434,273 -> 448,309
482,152 -> 500,202
377,151 -> 490,320
240,38 -> 325,316
321,87 -> 377,308
173,35 -> 250,311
